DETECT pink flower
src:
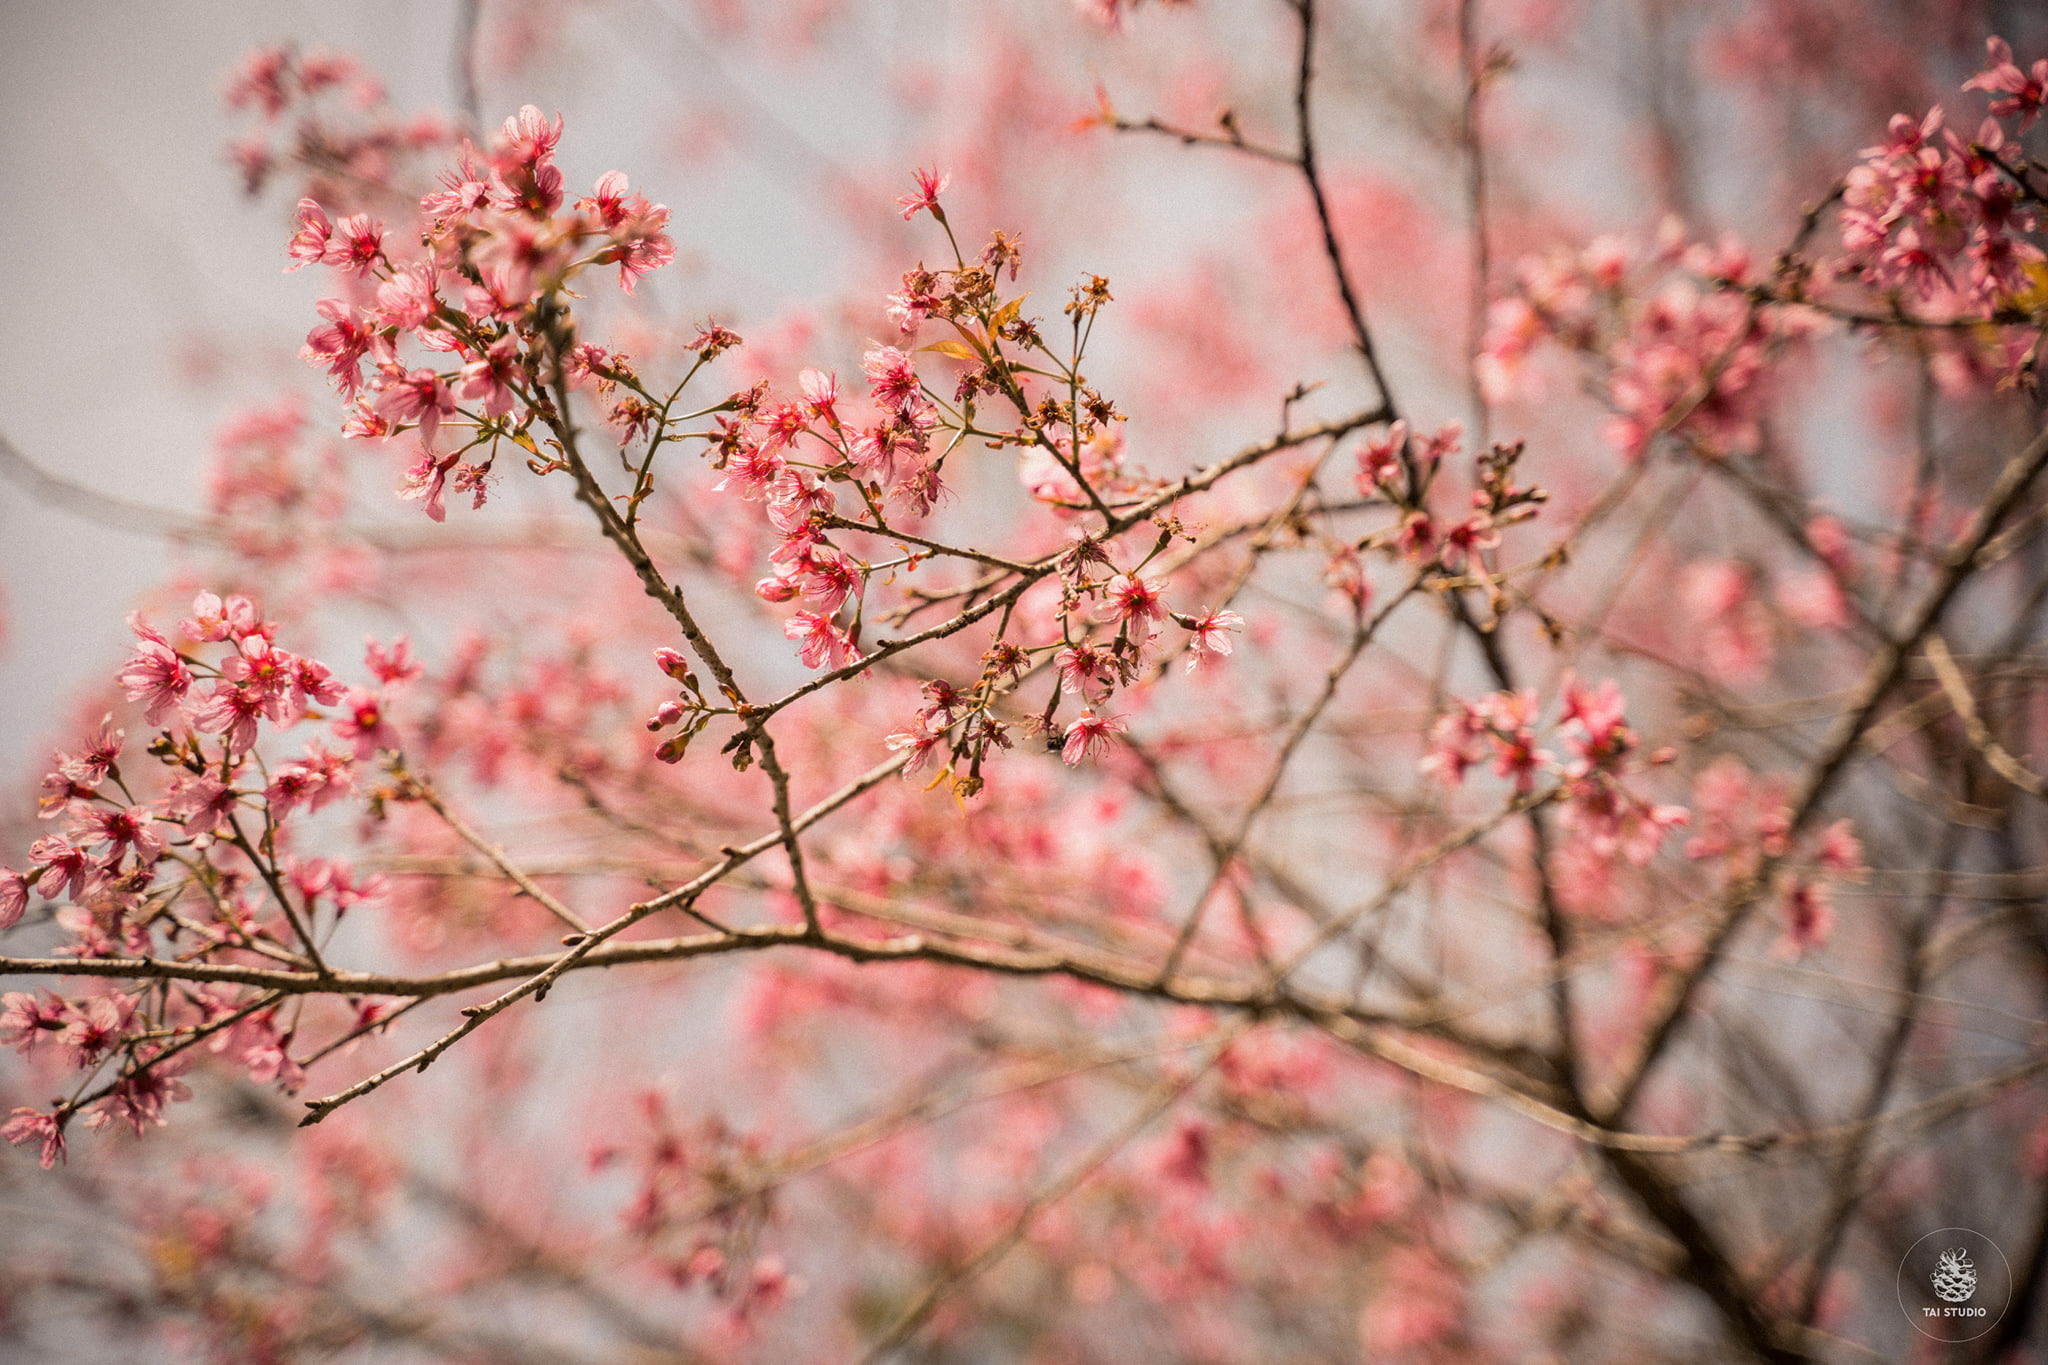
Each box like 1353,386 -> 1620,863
286,198 -> 333,269
1357,420 -> 1408,492
59,995 -> 131,1068
1558,674 -> 1634,772
2,1109 -> 65,1169
372,368 -> 456,447
767,472 -> 835,535
422,152 -> 493,231
497,104 -> 563,166
238,1013 -> 305,1092
885,718 -> 948,774
116,625 -> 192,725
1420,703 -> 1489,787
225,46 -> 292,118
303,298 -> 375,398
81,806 -> 162,864
400,451 -> 459,522
0,868 -> 26,930
1818,819 -> 1867,878
1777,879 -> 1835,957
290,654 -> 345,711
370,262 -> 439,331
365,635 -> 423,685
266,743 -> 355,822
332,689 -> 399,760
798,369 -> 840,424
27,836 -> 94,902
1965,37 -> 2048,132
0,992 -> 62,1053
653,647 -> 692,683
189,683 -> 267,754
60,718 -> 124,789
1183,609 -> 1245,672
688,322 -> 742,358
166,774 -> 239,836
577,171 -> 675,294
458,334 -> 522,419
472,211 -> 569,304
784,611 -> 861,671
1061,711 -> 1128,766
84,1056 -> 192,1135
1101,575 -> 1167,631
1878,224 -> 1954,299
1861,106 -> 1943,161
579,169 -> 636,228
713,442 -> 785,501
221,635 -> 297,713
1055,643 -> 1117,699
896,164 -> 950,220
322,213 -> 387,277
796,551 -> 860,614
179,591 -> 234,643
862,345 -> 920,410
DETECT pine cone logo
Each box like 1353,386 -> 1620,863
1932,1248 -> 1978,1304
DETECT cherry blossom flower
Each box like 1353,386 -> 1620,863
1181,609 -> 1244,672
896,165 -> 950,221
885,718 -> 948,775
189,682 -> 267,755
84,1056 -> 193,1135
116,620 -> 193,724
81,807 -> 162,865
784,611 -> 861,672
797,368 -> 840,424
303,298 -> 376,398
862,344 -> 920,410
372,368 -> 456,447
0,869 -> 26,930
1966,36 -> 2048,131
1061,711 -> 1127,765
399,451 -> 459,522
266,743 -> 355,822
285,198 -> 334,268
364,635 -> 423,685
652,647 -> 692,683
1,1109 -> 65,1169
1101,574 -> 1167,632
1055,643 -> 1117,699
26,836 -> 93,903
323,212 -> 387,276
332,689 -> 399,760
1356,420 -> 1408,492
0,992 -> 62,1053
166,774 -> 240,836
1777,879 -> 1836,957
59,996 -> 131,1068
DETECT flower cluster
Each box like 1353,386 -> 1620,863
641,172 -> 1248,789
1685,757 -> 1865,956
1355,424 -> 1548,609
225,44 -> 453,200
1482,228 -> 1816,460
291,105 -> 677,519
0,595 -> 394,1166
1839,44 -> 2046,310
1422,674 -> 1688,866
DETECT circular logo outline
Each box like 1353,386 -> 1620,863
1897,1227 -> 2011,1343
